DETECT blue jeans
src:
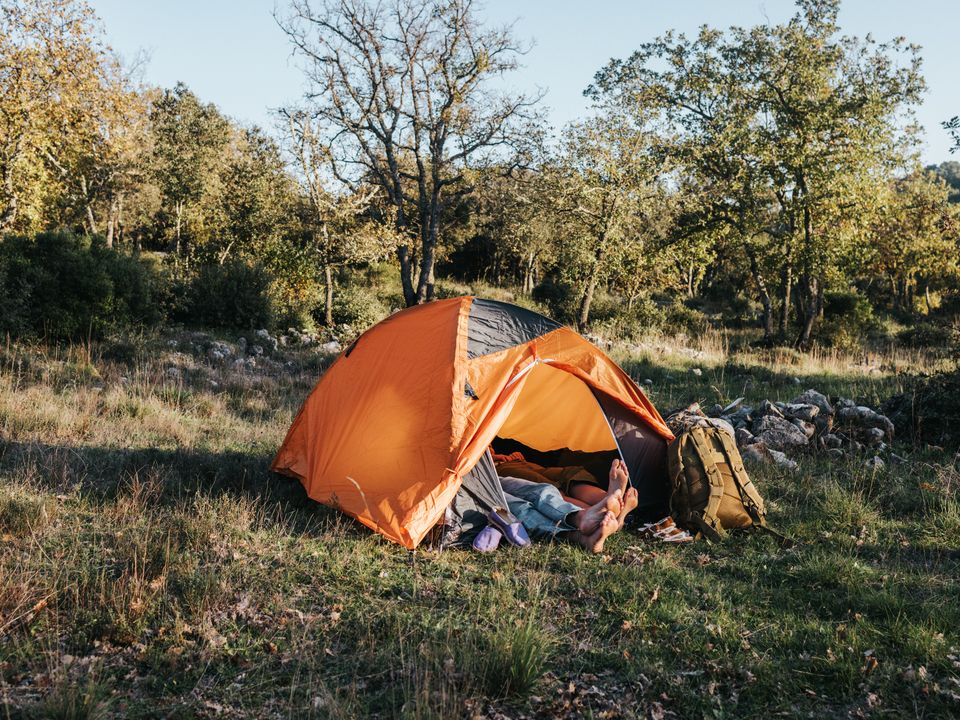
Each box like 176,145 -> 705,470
500,476 -> 581,540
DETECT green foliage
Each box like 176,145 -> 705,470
0,232 -> 160,339
171,260 -> 275,331
896,321 -> 958,349
818,290 -> 883,352
532,270 -> 579,323
327,283 -> 388,336
884,367 -> 960,447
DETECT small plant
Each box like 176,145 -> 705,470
28,665 -> 112,720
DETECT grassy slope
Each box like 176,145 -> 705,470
0,331 -> 958,719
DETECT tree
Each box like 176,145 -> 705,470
859,171 -> 960,312
552,111 -> 670,331
149,83 -> 230,256
210,126 -> 296,265
928,161 -> 960,203
0,0 -> 116,232
277,0 -> 542,306
590,0 -> 925,347
283,110 -> 395,325
946,117 -> 960,154
44,65 -> 149,247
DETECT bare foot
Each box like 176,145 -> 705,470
617,487 -> 638,530
609,459 -> 630,496
576,489 -> 622,534
572,511 -> 618,553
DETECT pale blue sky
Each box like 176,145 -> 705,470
89,0 -> 957,164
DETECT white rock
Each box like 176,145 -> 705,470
769,449 -> 798,471
792,389 -> 834,417
320,340 -> 342,355
691,368 -> 703,376
752,415 -> 809,451
741,443 -> 772,465
783,403 -> 819,422
255,329 -> 271,340
864,456 -> 885,471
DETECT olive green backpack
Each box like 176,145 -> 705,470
667,424 -> 788,544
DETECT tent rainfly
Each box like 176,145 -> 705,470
272,297 -> 675,549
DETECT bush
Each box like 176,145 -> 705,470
171,260 -> 275,331
324,283 -> 388,339
819,290 -> 883,352
896,321 -> 959,350
0,232 -> 160,339
532,270 -> 579,323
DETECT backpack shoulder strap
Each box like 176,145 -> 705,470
687,426 -> 727,541
713,429 -> 766,525
713,430 -> 795,548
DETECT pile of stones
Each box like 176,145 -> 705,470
702,389 -> 899,471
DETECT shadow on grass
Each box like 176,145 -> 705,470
0,438 -> 358,538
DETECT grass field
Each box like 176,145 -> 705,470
1,329 -> 958,719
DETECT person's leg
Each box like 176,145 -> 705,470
569,458 -> 632,515
569,511 -> 619,554
501,476 -> 622,539
504,491 -> 619,552
500,476 -> 582,525
504,494 -> 573,540
567,482 -> 607,507
494,460 -> 553,486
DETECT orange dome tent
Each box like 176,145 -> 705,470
272,297 -> 675,549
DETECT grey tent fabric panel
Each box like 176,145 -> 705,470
593,390 -> 671,520
442,450 -> 512,547
467,298 -> 561,358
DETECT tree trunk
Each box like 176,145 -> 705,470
0,191 -> 18,231
795,275 -> 822,350
80,175 -> 99,235
324,264 -> 334,327
522,250 -> 536,295
779,264 -> 792,338
174,200 -> 184,256
105,195 -> 120,249
0,139 -> 23,231
747,246 -> 774,342
577,240 -> 606,332
416,233 -> 436,303
794,201 -> 820,350
416,200 -> 440,304
397,244 -> 416,306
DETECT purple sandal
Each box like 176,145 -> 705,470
472,525 -> 503,552
487,509 -> 531,547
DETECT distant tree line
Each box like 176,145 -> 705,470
1,0 -> 958,346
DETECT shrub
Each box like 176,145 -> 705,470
896,321 -> 958,349
171,260 -> 275,331
0,232 -> 160,339
819,290 -> 882,352
326,283 -> 388,337
532,270 -> 578,323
